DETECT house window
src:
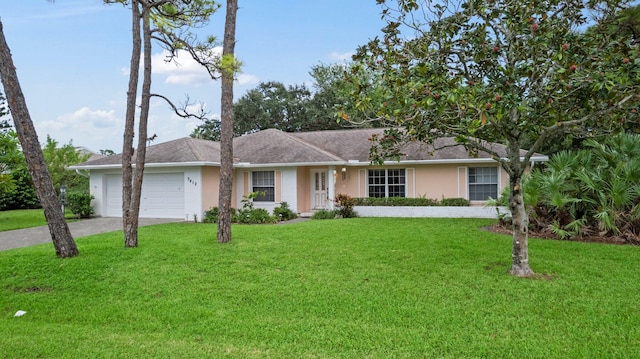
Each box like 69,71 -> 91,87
468,167 -> 498,201
368,169 -> 406,198
251,171 -> 275,202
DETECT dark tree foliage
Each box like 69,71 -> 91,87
192,81 -> 320,140
0,166 -> 39,210
191,63 -> 382,141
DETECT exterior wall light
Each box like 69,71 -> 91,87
60,184 -> 67,213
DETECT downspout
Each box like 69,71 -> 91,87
75,169 -> 90,178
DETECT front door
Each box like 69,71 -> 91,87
311,169 -> 328,209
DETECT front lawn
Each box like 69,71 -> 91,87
0,209 -> 75,232
1,218 -> 638,358
0,209 -> 47,232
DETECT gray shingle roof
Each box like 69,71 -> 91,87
290,128 -> 506,162
76,137 -> 221,167
73,128 -> 541,168
234,129 -> 344,164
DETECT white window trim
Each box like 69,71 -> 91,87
467,166 -> 499,201
251,170 -> 276,202
367,168 -> 407,198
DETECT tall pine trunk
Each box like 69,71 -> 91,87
125,4 -> 153,248
0,21 -> 78,258
122,2 -> 142,247
217,0 -> 238,243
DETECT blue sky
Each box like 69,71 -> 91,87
1,1 -> 386,152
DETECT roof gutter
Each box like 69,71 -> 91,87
70,156 -> 549,171
69,161 -> 222,170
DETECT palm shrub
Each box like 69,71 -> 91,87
526,133 -> 640,242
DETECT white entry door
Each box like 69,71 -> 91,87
311,170 -> 327,209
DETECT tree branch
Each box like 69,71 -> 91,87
526,93 -> 636,159
150,93 -> 209,120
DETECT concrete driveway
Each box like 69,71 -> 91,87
0,217 -> 179,251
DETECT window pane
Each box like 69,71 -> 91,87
468,167 -> 497,200
388,169 -> 406,197
254,187 -> 275,201
388,185 -> 405,197
252,171 -> 275,202
368,170 -> 385,197
369,186 -> 386,198
368,170 -> 385,185
368,169 -> 405,198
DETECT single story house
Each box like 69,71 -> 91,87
70,128 -> 547,219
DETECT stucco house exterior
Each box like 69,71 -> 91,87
70,128 -> 547,220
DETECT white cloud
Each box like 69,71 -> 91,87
38,105 -> 207,152
37,107 -> 123,151
152,49 -> 221,86
330,51 -> 354,62
237,73 -> 259,86
121,49 -> 259,87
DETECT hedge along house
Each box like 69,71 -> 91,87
70,128 -> 548,220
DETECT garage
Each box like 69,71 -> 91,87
104,173 -> 185,219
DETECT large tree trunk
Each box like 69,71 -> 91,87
217,0 -> 238,243
125,4 -> 153,248
122,2 -> 142,247
0,21 -> 78,258
508,168 -> 534,277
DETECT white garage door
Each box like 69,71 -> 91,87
105,174 -> 123,217
104,173 -> 185,218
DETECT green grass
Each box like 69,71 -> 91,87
0,209 -> 75,232
0,209 -> 48,232
1,218 -> 639,358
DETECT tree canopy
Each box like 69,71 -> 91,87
350,0 -> 639,276
42,135 -> 90,192
190,63 -> 388,141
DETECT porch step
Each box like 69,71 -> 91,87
299,212 -> 314,218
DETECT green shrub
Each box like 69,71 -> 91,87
235,208 -> 277,224
232,192 -> 278,224
353,197 -> 440,206
203,207 -> 238,224
203,193 -> 279,225
311,209 -> 338,220
335,194 -> 357,218
353,197 -> 471,207
203,207 -> 219,223
0,167 -> 39,210
440,197 -> 470,206
66,191 -> 94,218
273,201 -> 297,221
